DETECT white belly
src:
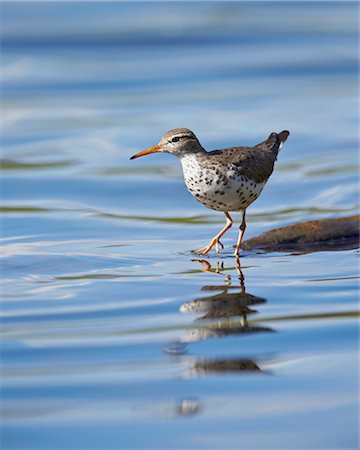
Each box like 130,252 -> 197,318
180,156 -> 266,211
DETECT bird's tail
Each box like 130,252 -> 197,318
278,130 -> 290,147
263,130 -> 290,155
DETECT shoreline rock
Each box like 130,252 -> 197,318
242,215 -> 359,253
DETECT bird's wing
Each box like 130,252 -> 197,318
208,132 -> 288,183
208,146 -> 275,183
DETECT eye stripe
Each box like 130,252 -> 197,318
170,135 -> 195,143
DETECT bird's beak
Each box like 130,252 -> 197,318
130,145 -> 161,160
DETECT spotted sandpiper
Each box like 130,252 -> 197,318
130,128 -> 289,255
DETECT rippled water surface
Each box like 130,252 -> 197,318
1,2 -> 359,449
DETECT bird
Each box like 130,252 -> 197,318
130,128 -> 289,256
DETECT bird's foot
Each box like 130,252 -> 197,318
191,245 -> 213,256
192,238 -> 223,256
215,240 -> 224,253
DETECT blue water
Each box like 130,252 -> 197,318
1,2 -> 359,449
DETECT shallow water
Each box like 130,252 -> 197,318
1,2 -> 359,449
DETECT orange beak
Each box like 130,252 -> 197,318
130,144 -> 161,160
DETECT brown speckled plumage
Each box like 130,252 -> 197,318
206,131 -> 289,183
130,128 -> 290,255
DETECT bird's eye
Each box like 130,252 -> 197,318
171,136 -> 180,143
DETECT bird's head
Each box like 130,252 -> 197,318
130,128 -> 204,160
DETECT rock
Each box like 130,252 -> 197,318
242,215 -> 359,253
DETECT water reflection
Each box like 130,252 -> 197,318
180,257 -> 273,343
136,398 -> 202,419
166,257 -> 273,376
187,358 -> 261,377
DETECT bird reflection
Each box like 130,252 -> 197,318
180,257 -> 273,343
187,358 -> 261,377
165,257 -> 273,376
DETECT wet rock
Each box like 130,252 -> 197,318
243,215 -> 359,253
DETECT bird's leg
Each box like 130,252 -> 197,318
234,210 -> 246,256
192,212 -> 233,256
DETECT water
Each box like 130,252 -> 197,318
1,2 -> 359,449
